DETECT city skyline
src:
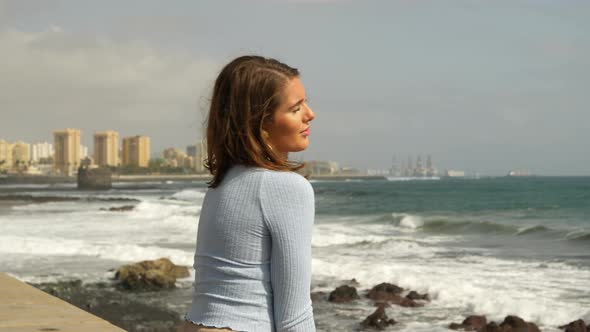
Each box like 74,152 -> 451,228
0,130 -> 514,177
1,1 -> 589,175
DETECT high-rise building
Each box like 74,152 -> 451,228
54,128 -> 81,176
0,139 -> 13,170
163,147 -> 187,168
163,147 -> 185,161
81,145 -> 89,159
12,141 -> 31,165
31,142 -> 54,162
122,135 -> 150,168
187,140 -> 207,173
93,131 -> 119,167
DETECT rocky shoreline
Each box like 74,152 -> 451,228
31,279 -> 183,332
29,258 -> 589,332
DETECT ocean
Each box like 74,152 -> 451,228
1,176 -> 589,331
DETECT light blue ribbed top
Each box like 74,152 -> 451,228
185,165 -> 316,332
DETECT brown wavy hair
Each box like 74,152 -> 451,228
205,55 -> 304,188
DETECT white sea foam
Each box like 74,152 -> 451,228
0,235 -> 194,266
2,184 -> 589,331
312,223 -> 390,247
310,215 -> 590,330
399,214 -> 424,229
171,189 -> 206,202
12,201 -> 86,212
312,250 -> 590,329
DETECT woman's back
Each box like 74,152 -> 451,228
186,165 -> 315,332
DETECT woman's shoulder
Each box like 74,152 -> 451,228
260,168 -> 309,185
257,168 -> 313,197
225,165 -> 310,189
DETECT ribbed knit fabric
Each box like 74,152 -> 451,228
185,165 -> 316,332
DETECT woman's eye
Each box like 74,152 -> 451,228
292,107 -> 301,113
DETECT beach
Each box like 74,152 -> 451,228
1,177 -> 589,331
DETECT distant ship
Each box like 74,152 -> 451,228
506,170 -> 533,177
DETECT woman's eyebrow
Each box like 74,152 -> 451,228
288,98 -> 306,109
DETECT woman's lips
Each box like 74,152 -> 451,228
301,127 -> 310,135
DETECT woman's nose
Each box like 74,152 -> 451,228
305,105 -> 315,122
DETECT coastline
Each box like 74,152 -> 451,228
0,272 -> 126,332
0,173 -> 390,185
1,176 -> 589,331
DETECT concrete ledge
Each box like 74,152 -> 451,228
0,273 -> 125,332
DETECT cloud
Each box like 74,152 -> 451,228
0,26 -> 220,151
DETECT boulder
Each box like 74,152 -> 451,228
347,278 -> 360,287
559,319 -> 588,332
114,258 -> 190,291
465,316 -> 488,330
500,315 -> 540,332
77,165 -> 112,190
360,303 -> 396,330
406,290 -> 429,301
449,315 -> 487,331
450,315 -> 540,332
480,322 -> 502,332
328,285 -> 360,303
367,283 -> 403,302
101,205 -> 135,212
368,283 -> 403,297
367,283 -> 420,307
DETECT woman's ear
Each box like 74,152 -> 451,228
260,129 -> 274,153
261,129 -> 270,140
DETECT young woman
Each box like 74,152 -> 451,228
182,55 -> 316,332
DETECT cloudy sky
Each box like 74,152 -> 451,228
1,0 -> 588,175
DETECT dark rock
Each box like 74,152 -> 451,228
115,258 -> 190,291
559,319 -> 588,332
481,322 -> 502,332
406,290 -> 429,301
465,315 -> 488,330
449,322 -> 464,330
328,285 -> 360,303
367,283 -> 420,307
77,164 -> 112,190
98,197 -> 140,202
347,278 -> 360,287
367,282 -> 415,306
101,205 -> 135,212
30,280 -> 181,332
360,303 -> 396,330
450,315 -> 540,332
448,315 -> 487,331
499,315 -> 540,332
368,283 -> 403,296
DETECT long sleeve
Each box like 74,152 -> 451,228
260,171 -> 316,332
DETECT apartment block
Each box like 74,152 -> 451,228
93,131 -> 119,167
54,128 -> 81,176
122,135 -> 150,168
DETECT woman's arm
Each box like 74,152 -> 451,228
260,171 -> 316,332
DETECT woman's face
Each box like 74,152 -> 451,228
265,77 -> 315,157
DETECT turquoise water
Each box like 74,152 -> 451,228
313,177 -> 590,259
1,177 -> 589,330
315,177 -> 590,219
309,177 -> 590,330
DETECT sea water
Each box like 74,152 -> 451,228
1,177 -> 589,331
